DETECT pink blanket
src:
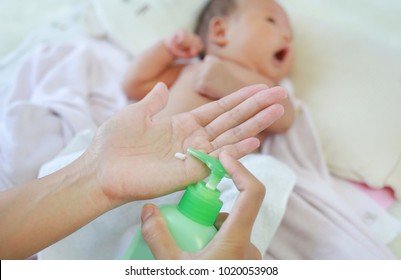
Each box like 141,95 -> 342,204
261,98 -> 395,259
0,39 -> 129,190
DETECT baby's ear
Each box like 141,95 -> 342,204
208,17 -> 228,47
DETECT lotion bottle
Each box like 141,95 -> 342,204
123,148 -> 227,260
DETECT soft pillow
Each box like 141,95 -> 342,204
278,0 -> 401,198
88,0 -> 209,55
0,0 -> 83,59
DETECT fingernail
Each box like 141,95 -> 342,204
155,82 -> 164,90
141,204 -> 155,224
282,87 -> 288,98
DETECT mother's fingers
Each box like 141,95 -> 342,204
204,87 -> 286,142
216,152 -> 265,240
209,137 -> 260,160
213,212 -> 262,259
190,84 -> 269,127
211,103 -> 284,150
141,204 -> 182,260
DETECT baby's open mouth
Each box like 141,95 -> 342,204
274,48 -> 288,62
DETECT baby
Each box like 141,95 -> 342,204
123,0 -> 295,138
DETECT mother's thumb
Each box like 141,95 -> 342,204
139,82 -> 169,117
141,204 -> 181,259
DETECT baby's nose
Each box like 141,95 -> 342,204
282,28 -> 293,42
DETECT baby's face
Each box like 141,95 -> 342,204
225,0 -> 294,83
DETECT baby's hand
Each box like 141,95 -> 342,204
164,30 -> 204,59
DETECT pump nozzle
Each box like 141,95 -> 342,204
187,148 -> 228,190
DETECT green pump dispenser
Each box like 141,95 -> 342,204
123,148 -> 227,260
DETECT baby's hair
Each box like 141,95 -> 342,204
195,0 -> 237,56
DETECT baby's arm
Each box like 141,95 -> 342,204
123,30 -> 204,100
195,55 -> 294,134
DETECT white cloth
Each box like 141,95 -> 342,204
0,39 -> 129,190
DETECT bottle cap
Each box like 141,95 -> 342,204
178,181 -> 222,226
187,148 -> 228,190
177,149 -> 228,226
